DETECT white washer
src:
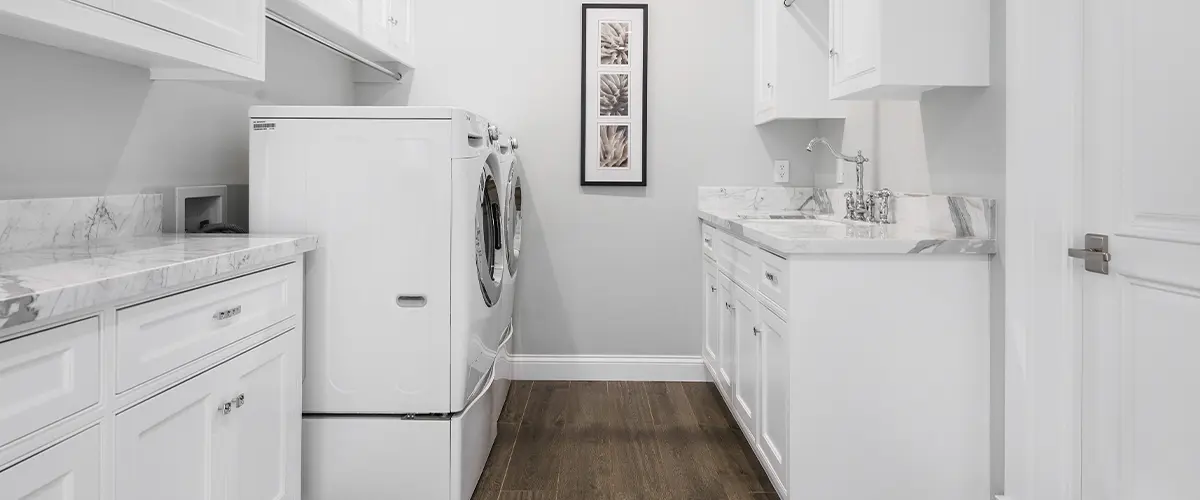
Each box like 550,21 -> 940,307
491,133 -> 524,421
249,106 -> 512,499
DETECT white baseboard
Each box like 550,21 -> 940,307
509,354 -> 710,382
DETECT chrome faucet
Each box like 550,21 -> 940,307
806,138 -> 892,223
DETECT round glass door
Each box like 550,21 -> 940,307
476,170 -> 503,307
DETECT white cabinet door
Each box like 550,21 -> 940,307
361,0 -> 413,60
702,260 -> 720,366
732,284 -> 760,438
716,274 -> 737,398
830,0 -> 878,84
111,0 -> 263,58
114,361 -> 227,500
225,332 -> 302,500
757,305 -> 788,494
0,427 -> 101,500
753,0 -> 778,117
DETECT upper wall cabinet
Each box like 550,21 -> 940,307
0,0 -> 265,80
754,0 -> 847,124
829,0 -> 990,100
267,0 -> 416,75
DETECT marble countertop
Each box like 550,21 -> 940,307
0,234 -> 317,331
699,209 -> 997,255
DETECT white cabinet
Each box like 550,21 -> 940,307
361,0 -> 414,62
754,0 -> 847,123
0,0 -> 265,80
698,221 -> 990,500
0,427 -> 101,500
269,0 -> 416,73
115,330 -> 301,500
702,260 -> 721,367
111,0 -> 262,58
829,0 -> 990,100
731,284 -> 760,439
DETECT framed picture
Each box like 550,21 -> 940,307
581,4 -> 648,186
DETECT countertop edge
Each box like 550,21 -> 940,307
0,235 -> 318,333
698,211 -> 998,256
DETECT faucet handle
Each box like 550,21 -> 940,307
868,188 -> 895,224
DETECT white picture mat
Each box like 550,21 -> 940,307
583,7 -> 645,183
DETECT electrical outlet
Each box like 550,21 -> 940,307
773,160 -> 790,183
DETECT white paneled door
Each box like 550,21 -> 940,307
1080,1 -> 1200,499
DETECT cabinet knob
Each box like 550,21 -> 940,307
829,49 -> 838,58
710,286 -> 717,292
388,16 -> 399,26
753,327 -> 761,336
218,402 -> 232,416
234,393 -> 246,409
765,272 -> 778,283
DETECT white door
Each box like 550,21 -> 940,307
111,0 -> 262,58
757,305 -> 788,493
1080,1 -> 1200,499
829,0 -> 877,84
0,427 -> 101,500
225,332 -> 301,500
732,284 -> 759,437
702,260 -> 720,365
753,0 -> 778,117
716,274 -> 737,397
114,357 -> 228,500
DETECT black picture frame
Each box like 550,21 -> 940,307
580,3 -> 649,187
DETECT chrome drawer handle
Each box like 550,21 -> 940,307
765,272 -> 778,283
213,305 -> 243,321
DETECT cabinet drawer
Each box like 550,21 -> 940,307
0,318 -> 100,450
730,236 -> 761,289
701,224 -> 717,262
116,263 -> 301,392
758,249 -> 789,310
0,426 -> 100,498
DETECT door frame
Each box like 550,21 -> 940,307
1004,0 -> 1085,499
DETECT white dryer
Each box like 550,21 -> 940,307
249,106 -> 512,499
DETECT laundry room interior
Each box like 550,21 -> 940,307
5,0 -> 1192,500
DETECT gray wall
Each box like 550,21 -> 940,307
0,23 -> 357,199
357,0 -> 822,356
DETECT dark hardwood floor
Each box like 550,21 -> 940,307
472,381 -> 780,500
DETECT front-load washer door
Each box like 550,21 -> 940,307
476,170 -> 504,306
504,160 -> 524,278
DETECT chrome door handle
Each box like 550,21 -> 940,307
213,305 -> 242,321
396,295 -> 428,308
1068,233 -> 1111,275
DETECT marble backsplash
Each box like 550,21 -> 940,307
0,194 -> 163,253
698,186 -> 996,239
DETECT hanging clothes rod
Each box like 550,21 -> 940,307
266,10 -> 403,82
